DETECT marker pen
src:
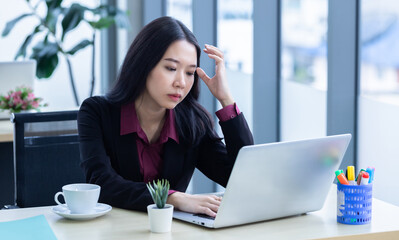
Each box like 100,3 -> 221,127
336,169 -> 343,182
356,169 -> 366,181
347,166 -> 356,185
357,172 -> 363,185
335,170 -> 349,185
360,172 -> 370,185
366,167 -> 375,183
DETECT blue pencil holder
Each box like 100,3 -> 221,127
337,183 -> 373,225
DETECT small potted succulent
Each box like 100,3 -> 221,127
146,179 -> 173,233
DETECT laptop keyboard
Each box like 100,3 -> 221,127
193,213 -> 215,220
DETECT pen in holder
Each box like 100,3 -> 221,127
337,183 -> 373,225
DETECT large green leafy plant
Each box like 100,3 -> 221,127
2,0 -> 130,106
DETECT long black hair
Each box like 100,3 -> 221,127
106,16 -> 219,146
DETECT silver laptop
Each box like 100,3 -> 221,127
0,60 -> 36,119
173,134 -> 351,228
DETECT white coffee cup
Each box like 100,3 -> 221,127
54,183 -> 100,214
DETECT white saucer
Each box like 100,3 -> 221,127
52,203 -> 112,220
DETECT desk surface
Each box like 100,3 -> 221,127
1,185 -> 399,240
0,120 -> 12,142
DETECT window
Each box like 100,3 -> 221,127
358,0 -> 399,206
217,0 -> 253,131
166,0 -> 193,31
280,0 -> 328,140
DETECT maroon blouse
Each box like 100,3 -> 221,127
120,102 -> 240,194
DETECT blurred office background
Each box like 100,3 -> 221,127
1,0 -> 398,206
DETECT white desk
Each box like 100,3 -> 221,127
1,185 -> 399,240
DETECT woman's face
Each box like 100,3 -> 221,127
141,40 -> 197,110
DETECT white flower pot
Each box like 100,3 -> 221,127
147,204 -> 174,233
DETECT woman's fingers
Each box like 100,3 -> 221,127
204,196 -> 222,216
209,195 -> 222,205
203,207 -> 217,218
206,54 -> 224,66
198,44 -> 234,107
195,195 -> 222,217
196,67 -> 211,84
204,44 -> 224,58
198,202 -> 219,217
168,193 -> 223,218
206,201 -> 220,213
196,54 -> 224,86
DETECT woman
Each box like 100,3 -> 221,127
78,16 -> 253,217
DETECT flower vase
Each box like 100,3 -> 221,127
147,204 -> 174,233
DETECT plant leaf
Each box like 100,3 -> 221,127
31,42 -> 59,79
2,13 -> 34,37
147,179 -> 170,208
45,7 -> 62,34
66,39 -> 92,55
89,17 -> 114,29
155,193 -> 162,208
45,0 -> 62,10
14,25 -> 41,60
87,5 -> 130,30
61,3 -> 85,41
35,53 -> 59,79
146,182 -> 156,203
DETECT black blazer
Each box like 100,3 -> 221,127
78,96 -> 254,211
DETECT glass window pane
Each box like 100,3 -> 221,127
358,0 -> 399,206
166,0 -> 193,31
280,0 -> 328,141
217,0 -> 253,131
360,1 -> 399,97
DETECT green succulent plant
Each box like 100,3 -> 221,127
146,179 -> 170,209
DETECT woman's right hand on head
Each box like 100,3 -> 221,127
196,44 -> 234,108
167,192 -> 222,217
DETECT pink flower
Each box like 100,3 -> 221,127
0,86 -> 46,113
13,96 -> 23,105
11,91 -> 22,98
32,101 -> 39,108
27,93 -> 35,100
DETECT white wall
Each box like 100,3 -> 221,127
358,95 -> 399,206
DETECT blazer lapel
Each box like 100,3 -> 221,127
161,140 -> 186,186
110,103 -> 142,182
116,133 -> 142,181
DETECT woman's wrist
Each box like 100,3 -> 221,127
167,191 -> 185,208
219,96 -> 234,108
